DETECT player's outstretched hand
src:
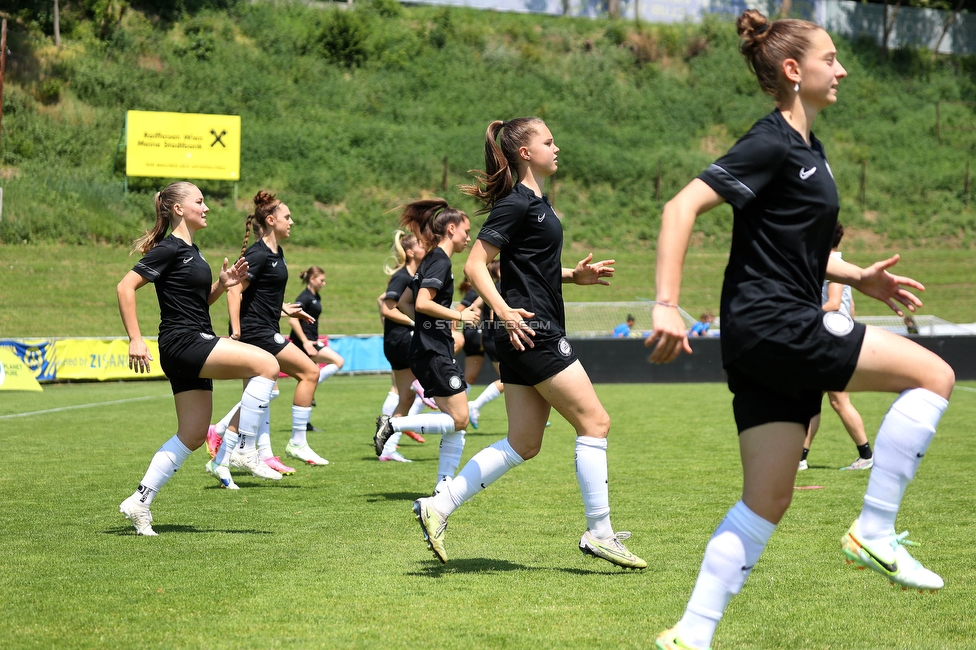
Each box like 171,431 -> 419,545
498,306 -> 536,351
283,303 -> 315,323
645,304 -> 692,364
573,253 -> 615,286
854,254 -> 924,317
459,306 -> 480,326
219,257 -> 249,289
128,339 -> 153,374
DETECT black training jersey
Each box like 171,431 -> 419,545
698,110 -> 840,364
383,266 -> 415,341
240,240 -> 289,337
132,234 -> 216,344
290,287 -> 321,342
478,183 -> 564,342
409,247 -> 455,359
460,288 -> 479,308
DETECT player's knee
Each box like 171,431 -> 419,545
334,356 -> 345,370
454,414 -> 470,431
257,355 -> 280,379
299,366 -> 319,384
516,441 -> 541,460
584,409 -> 611,438
918,356 -> 955,400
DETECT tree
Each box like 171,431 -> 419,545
932,0 -> 967,58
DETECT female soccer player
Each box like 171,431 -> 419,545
375,230 -> 431,462
288,266 -> 345,432
646,12 -> 954,650
211,191 -> 327,485
409,118 -> 646,570
373,200 -> 480,486
117,181 -> 280,535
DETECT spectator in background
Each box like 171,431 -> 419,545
689,312 -> 714,337
905,315 -> 920,335
613,314 -> 636,338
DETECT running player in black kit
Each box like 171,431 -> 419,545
288,265 -> 345,432
117,182 -> 280,535
375,230 -> 429,461
211,191 -> 327,484
373,200 -> 480,489
647,12 -> 954,650
409,118 -> 646,570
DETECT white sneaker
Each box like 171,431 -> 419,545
119,496 -> 158,536
468,403 -> 480,429
230,449 -> 283,480
205,459 -> 240,489
798,459 -> 808,471
840,457 -> 874,471
379,451 -> 413,463
842,520 -> 944,591
285,442 -> 330,466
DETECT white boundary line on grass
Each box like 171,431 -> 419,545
955,386 -> 976,393
0,395 -> 169,420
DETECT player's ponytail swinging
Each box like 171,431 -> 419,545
460,117 -> 545,211
398,199 -> 468,252
131,181 -> 197,255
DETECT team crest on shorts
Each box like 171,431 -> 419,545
449,375 -> 463,390
822,311 -> 854,337
557,338 -> 573,357
200,332 -> 215,340
274,333 -> 286,345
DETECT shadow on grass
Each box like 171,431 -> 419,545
102,525 -> 274,536
202,483 -> 303,490
359,456 -> 436,463
366,491 -> 423,502
408,558 -> 532,577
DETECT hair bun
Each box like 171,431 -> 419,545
253,190 -> 277,207
736,9 -> 769,39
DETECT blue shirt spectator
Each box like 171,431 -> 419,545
613,315 -> 636,338
689,313 -> 714,337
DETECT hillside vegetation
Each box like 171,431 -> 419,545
5,1 -> 976,250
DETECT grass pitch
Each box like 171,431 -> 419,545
1,377 -> 974,648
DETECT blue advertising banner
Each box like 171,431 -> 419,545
0,339 -> 57,382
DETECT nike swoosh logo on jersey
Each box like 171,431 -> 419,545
272,261 -> 278,267
799,167 -> 817,180
182,257 -> 193,264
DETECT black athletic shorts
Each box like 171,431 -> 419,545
496,334 -> 578,386
384,330 -> 412,371
240,328 -> 290,356
462,327 -> 484,357
726,310 -> 866,433
483,334 -> 499,363
410,351 -> 467,398
158,330 -> 219,394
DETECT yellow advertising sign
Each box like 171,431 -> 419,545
55,339 -> 166,381
0,348 -> 43,391
126,110 -> 241,181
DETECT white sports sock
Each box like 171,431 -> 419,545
239,376 -> 275,441
677,501 -> 777,649
433,438 -> 524,515
214,429 -> 240,467
472,383 -> 502,410
408,395 -> 424,416
318,364 -> 340,383
257,388 -> 279,460
214,401 -> 241,436
392,412 -> 456,436
381,432 -> 403,457
858,388 -> 947,539
257,408 -> 273,460
575,436 -> 613,539
381,390 -> 399,417
133,436 -> 192,506
290,405 -> 312,447
437,430 -> 466,483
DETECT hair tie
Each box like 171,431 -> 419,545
755,24 -> 769,34
501,120 -> 509,128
